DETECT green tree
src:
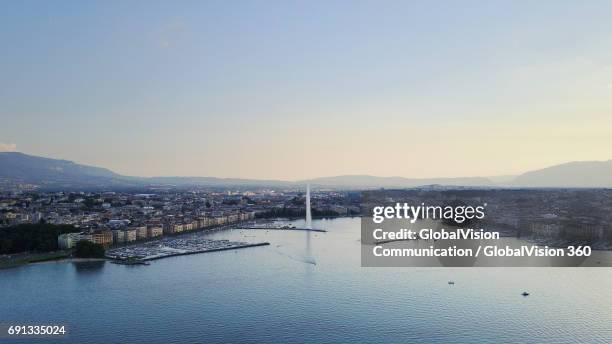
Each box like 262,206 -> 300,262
74,241 -> 105,258
0,223 -> 79,254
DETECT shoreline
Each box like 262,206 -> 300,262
0,250 -> 72,270
30,257 -> 107,265
0,219 -> 265,270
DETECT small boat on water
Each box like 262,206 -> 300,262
448,281 -> 455,285
521,292 -> 530,296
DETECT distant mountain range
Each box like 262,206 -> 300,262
0,152 -> 133,189
511,160 -> 612,188
1,152 -> 612,190
301,175 -> 492,188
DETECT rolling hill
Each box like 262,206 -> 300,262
1,152 -> 611,189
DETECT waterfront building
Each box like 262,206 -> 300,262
124,228 -> 137,242
147,226 -> 163,238
135,225 -> 148,240
198,217 -> 212,228
228,213 -> 239,223
91,229 -> 113,247
57,232 -> 93,249
163,222 -> 175,235
212,216 -> 227,225
112,229 -> 126,244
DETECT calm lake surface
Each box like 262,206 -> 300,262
1,217 -> 612,343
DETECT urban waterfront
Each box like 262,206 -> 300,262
1,217 -> 612,344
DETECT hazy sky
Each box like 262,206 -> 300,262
1,1 -> 612,180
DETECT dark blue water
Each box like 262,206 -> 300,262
1,217 -> 612,343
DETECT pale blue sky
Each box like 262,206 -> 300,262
1,1 -> 612,179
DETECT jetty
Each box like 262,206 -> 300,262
235,227 -> 327,233
145,242 -> 269,261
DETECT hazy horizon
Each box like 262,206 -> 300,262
2,1 -> 612,180
3,150 -> 612,184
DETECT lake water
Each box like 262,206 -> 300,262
1,217 -> 612,343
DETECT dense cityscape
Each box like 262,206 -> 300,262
3,185 -> 612,260
363,188 -> 612,248
0,187 -> 361,259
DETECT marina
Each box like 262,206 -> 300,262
106,236 -> 269,261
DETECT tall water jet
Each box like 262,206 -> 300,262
305,184 -> 312,229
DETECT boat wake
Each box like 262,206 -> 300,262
273,248 -> 317,266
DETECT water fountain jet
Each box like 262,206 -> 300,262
305,184 -> 312,229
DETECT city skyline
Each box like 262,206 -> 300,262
2,1 -> 612,180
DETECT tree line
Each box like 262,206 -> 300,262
0,223 -> 80,254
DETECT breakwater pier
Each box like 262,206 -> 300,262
235,226 -> 327,233
106,236 -> 269,261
